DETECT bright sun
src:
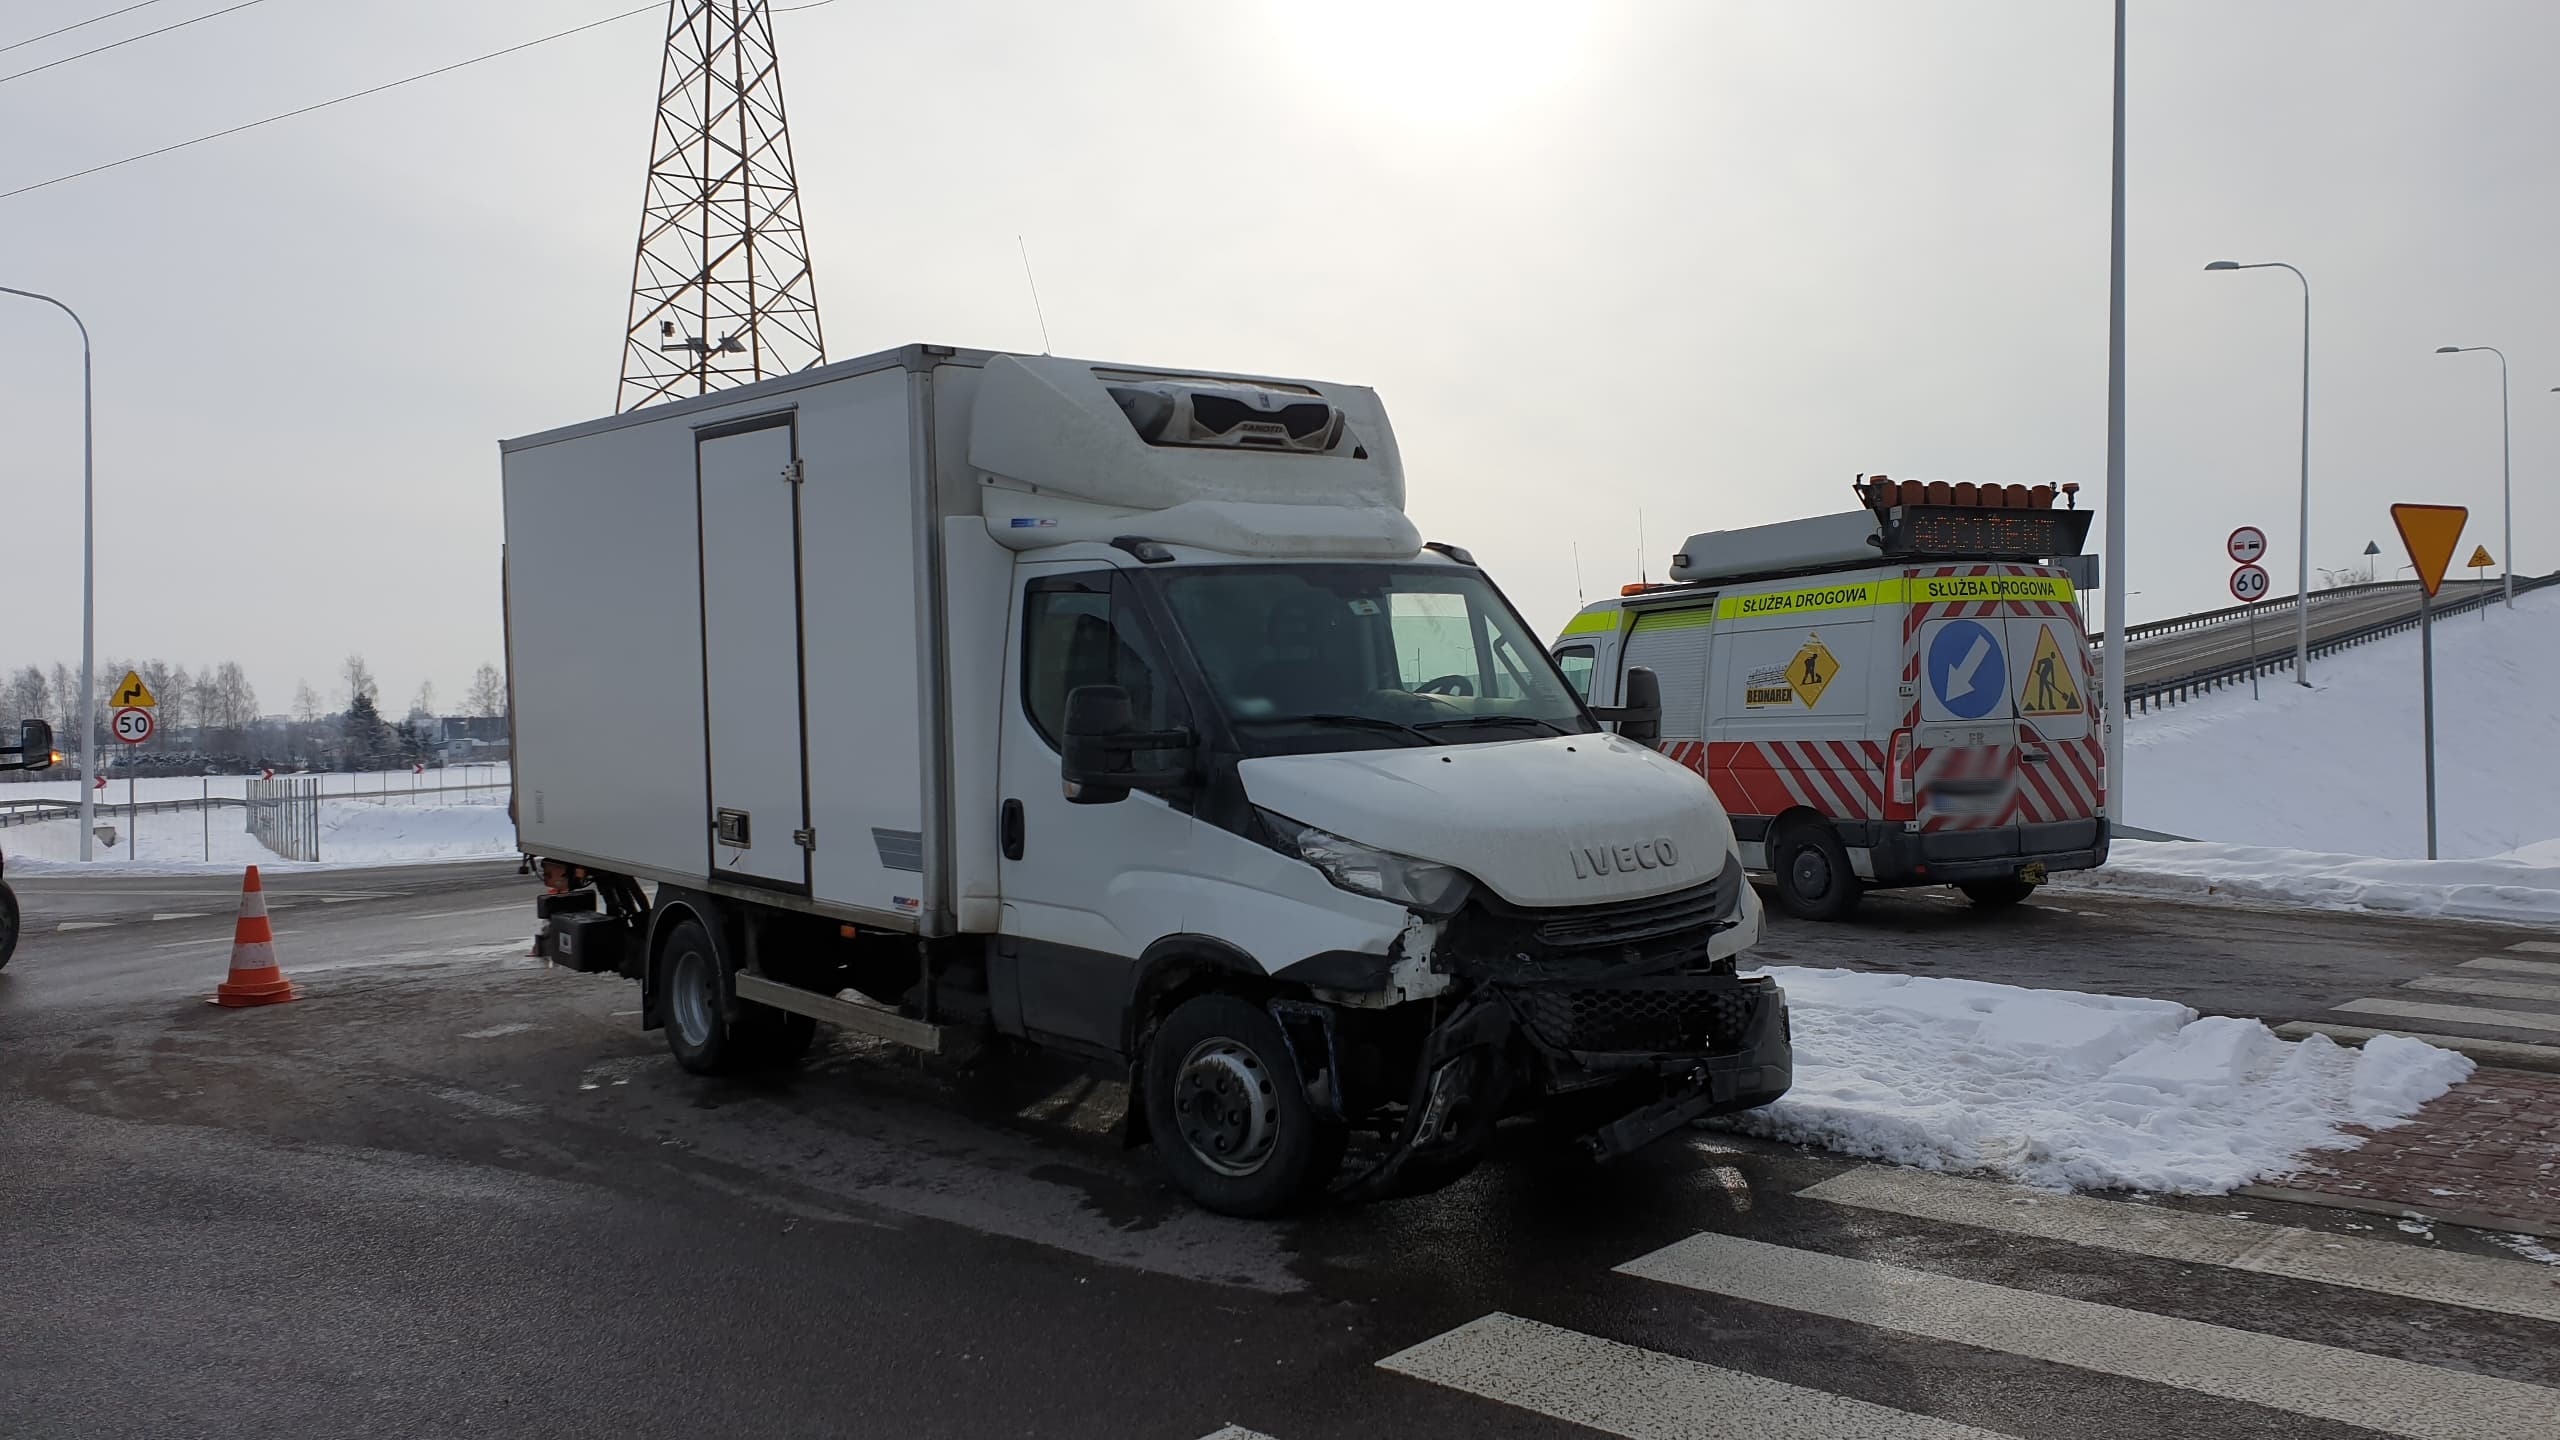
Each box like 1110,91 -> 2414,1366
1260,0 -> 1601,127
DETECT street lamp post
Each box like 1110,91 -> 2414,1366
0,285 -> 98,860
2435,345 -> 2512,608
2204,260 -> 2313,684
2101,0 -> 2128,822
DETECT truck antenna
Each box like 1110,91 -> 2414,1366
1573,542 -> 1585,604
1017,235 -> 1053,354
1638,508 -> 1648,585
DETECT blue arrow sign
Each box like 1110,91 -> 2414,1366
1927,619 -> 2008,721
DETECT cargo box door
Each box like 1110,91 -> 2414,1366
696,418 -> 810,888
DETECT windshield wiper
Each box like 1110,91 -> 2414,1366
1236,713 -> 1438,746
1412,714 -> 1571,737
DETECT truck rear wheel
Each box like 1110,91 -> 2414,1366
1769,819 -> 1861,921
661,918 -> 823,1073
1958,878 -> 2038,909
1145,993 -> 1341,1217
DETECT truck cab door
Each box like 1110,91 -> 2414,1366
994,567 -> 1197,1055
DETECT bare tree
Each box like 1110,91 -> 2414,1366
214,663 -> 257,729
293,681 -> 322,723
410,680 -> 438,722
341,654 -> 378,708
48,662 -> 78,740
466,662 -> 506,717
3,666 -> 46,733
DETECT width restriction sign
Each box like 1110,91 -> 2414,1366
2226,526 -> 2268,565
2229,564 -> 2272,604
112,706 -> 155,745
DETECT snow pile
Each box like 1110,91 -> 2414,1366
2057,838 -> 2560,926
1718,966 -> 2474,1193
5,798 -> 515,874
2122,585 -> 2560,859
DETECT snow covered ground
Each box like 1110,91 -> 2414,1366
5,795 -> 516,875
2122,585 -> 2560,860
1720,966 -> 2474,1194
2061,837 -> 2560,927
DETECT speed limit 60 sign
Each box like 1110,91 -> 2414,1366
2227,526 -> 2268,565
112,706 -> 155,745
2229,563 -> 2272,604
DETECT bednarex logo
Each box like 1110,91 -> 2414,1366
1569,836 -> 1681,880
1721,582 -> 1878,619
1918,575 -> 2074,603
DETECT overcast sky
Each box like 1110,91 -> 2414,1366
3,0 -> 2553,714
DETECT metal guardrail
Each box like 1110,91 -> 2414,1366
2091,574 -> 2502,649
2120,571 -> 2559,713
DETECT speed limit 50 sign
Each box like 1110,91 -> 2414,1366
112,707 -> 155,745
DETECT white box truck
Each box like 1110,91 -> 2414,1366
502,344 -> 1789,1215
1550,477 -> 2107,921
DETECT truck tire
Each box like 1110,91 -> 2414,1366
1769,818 -> 1861,921
751,1009 -> 821,1068
0,881 -> 18,971
660,918 -> 747,1075
1145,993 -> 1342,1217
1958,878 -> 2038,909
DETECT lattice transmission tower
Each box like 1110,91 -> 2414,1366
617,0 -> 826,413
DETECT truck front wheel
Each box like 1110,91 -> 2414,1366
1769,818 -> 1862,921
1145,993 -> 1341,1217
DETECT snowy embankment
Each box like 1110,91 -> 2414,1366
4,798 -> 516,875
1718,966 -> 2472,1194
2062,837 -> 2560,927
2121,585 -> 2560,859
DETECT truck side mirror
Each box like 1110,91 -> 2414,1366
1060,684 -> 1193,804
1592,667 -> 1663,747
3,718 -> 53,772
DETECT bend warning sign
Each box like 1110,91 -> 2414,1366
112,671 -> 157,708
2017,624 -> 2083,716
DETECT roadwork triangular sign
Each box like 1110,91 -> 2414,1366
2467,544 -> 2496,569
2390,504 -> 2468,598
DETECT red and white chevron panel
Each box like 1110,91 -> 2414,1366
1661,737 -> 1886,823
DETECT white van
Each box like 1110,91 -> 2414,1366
1552,479 -> 2109,920
503,345 -> 1791,1215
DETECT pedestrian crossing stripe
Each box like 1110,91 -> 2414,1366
2016,621 -> 2082,716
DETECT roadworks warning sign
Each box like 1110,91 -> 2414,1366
1746,635 -> 1839,709
2017,624 -> 2082,717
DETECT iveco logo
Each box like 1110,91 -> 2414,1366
1570,837 -> 1680,880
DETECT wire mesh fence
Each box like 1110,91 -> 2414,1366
245,777 -> 321,862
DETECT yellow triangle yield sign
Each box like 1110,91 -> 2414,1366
112,670 -> 158,708
2467,544 -> 2496,569
2390,504 -> 2468,598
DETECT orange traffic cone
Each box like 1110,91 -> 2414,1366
213,865 -> 298,1007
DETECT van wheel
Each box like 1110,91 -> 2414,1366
1769,819 -> 1861,921
1958,879 -> 2038,909
1146,993 -> 1341,1217
660,919 -> 746,1075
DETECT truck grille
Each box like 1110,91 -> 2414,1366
1529,855 -> 1742,950
1506,977 -> 1765,1055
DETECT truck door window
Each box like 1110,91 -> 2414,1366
1552,644 -> 1596,700
1021,575 -> 1186,751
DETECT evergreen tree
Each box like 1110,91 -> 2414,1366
341,691 -> 394,769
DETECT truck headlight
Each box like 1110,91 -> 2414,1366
1257,809 -> 1472,915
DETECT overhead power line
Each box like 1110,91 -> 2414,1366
0,0 -> 845,204
0,0 -> 272,87
1,1 -> 176,58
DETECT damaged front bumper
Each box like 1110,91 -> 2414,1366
1332,971 -> 1793,1198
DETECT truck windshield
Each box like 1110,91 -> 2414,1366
1153,564 -> 1597,754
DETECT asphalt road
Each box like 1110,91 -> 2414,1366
4,866 -> 2556,1439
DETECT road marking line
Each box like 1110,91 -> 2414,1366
2276,1020 -> 2560,1072
149,912 -> 207,922
1377,1312 -> 2007,1440
462,1022 -> 538,1040
2408,974 -> 2560,1004
1801,1166 -> 2560,1324
2509,940 -> 2560,955
2334,997 -> 2560,1035
2463,956 -> 2560,978
1618,1234 -> 2560,1440
55,921 -> 115,931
